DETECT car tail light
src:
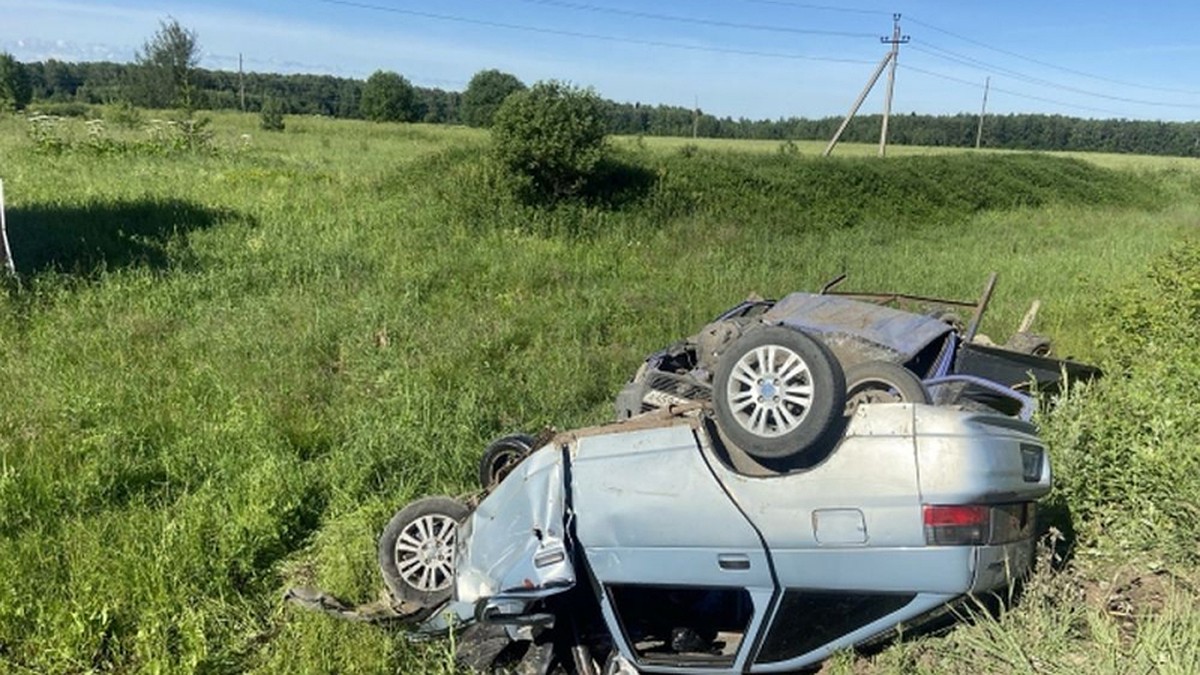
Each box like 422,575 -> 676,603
923,503 -> 1035,546
923,505 -> 989,545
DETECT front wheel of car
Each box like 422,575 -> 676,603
713,326 -> 846,461
378,496 -> 470,607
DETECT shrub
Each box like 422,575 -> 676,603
491,81 -> 608,203
260,98 -> 285,132
105,101 -> 143,130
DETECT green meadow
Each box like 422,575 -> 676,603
0,110 -> 1198,673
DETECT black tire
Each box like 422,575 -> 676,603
844,361 -> 930,416
478,434 -> 536,489
378,496 -> 471,606
712,326 -> 845,461
1005,331 -> 1053,357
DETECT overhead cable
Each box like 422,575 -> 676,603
899,63 -> 1128,117
910,43 -> 1200,110
314,0 -> 877,65
907,15 -> 1200,97
514,0 -> 879,38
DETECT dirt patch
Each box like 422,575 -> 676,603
1077,564 -> 1198,644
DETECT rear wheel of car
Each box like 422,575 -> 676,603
843,361 -> 930,415
1005,331 -> 1053,357
478,433 -> 536,489
378,496 -> 470,607
713,326 -> 845,461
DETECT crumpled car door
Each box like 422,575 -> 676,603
456,444 -> 575,605
570,420 -> 775,671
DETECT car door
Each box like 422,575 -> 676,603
569,420 -> 774,673
697,406 -> 966,671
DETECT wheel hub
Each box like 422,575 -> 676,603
395,514 -> 457,592
727,345 -> 815,437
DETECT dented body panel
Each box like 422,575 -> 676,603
441,402 -> 1051,673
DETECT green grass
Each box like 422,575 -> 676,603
0,109 -> 1198,672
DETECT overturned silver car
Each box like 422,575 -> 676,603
291,276 -> 1097,673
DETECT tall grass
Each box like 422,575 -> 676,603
0,110 -> 1197,671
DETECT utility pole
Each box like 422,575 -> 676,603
823,14 -> 908,157
878,13 -> 909,157
823,52 -> 892,157
693,95 -> 699,139
975,76 -> 991,149
239,53 -> 246,112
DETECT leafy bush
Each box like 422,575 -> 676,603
260,98 -> 285,132
491,81 -> 608,203
105,101 -> 144,129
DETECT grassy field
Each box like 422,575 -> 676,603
0,109 -> 1198,673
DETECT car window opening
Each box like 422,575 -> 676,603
607,585 -> 753,666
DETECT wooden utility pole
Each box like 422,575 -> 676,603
878,13 -> 909,157
823,14 -> 908,157
239,53 -> 246,112
975,76 -> 991,149
693,95 -> 699,139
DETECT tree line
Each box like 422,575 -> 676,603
10,55 -> 1200,157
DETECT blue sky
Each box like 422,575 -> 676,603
4,0 -> 1200,122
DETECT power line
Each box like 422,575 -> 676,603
910,42 -> 1200,111
313,0 -> 877,66
899,63 -> 1128,117
737,0 -> 887,16
513,0 -> 879,38
906,15 -> 1200,97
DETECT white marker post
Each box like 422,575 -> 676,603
0,179 -> 13,275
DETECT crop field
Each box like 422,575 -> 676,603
0,110 -> 1198,673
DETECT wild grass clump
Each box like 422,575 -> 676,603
1042,241 -> 1200,561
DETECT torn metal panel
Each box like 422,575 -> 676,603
456,443 -> 575,604
762,292 -> 952,366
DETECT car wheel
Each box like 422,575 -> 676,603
844,361 -> 930,415
1005,331 -> 1053,357
478,434 -> 536,489
713,326 -> 845,461
378,496 -> 470,606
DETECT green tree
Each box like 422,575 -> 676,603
360,70 -> 416,123
462,69 -> 525,128
135,17 -> 200,109
260,97 -> 285,131
491,81 -> 608,201
0,53 -> 32,111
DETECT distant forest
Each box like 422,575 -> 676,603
23,59 -> 1200,157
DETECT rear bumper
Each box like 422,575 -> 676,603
971,538 -> 1035,593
